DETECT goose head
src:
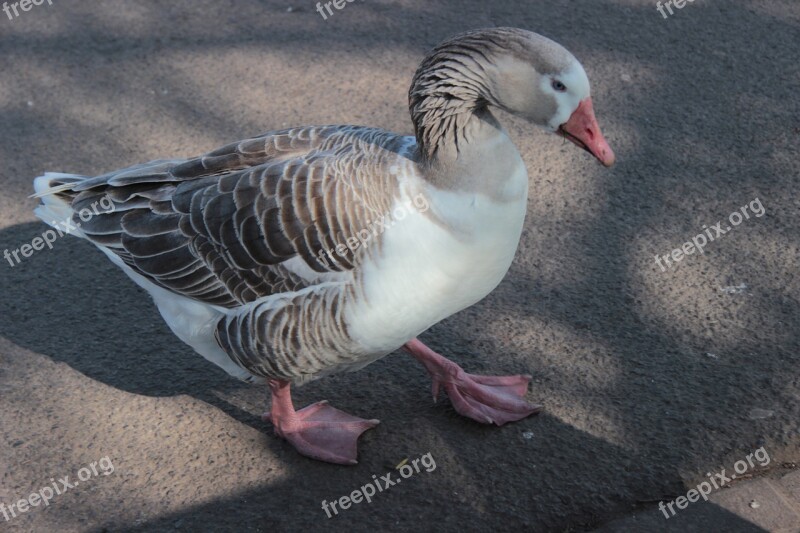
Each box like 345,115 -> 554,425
486,31 -> 615,167
410,28 -> 615,167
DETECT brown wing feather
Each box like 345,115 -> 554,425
57,126 -> 408,308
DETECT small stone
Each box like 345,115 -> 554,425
720,284 -> 747,294
749,500 -> 760,509
748,408 -> 774,420
621,73 -> 632,82
522,431 -> 534,440
706,352 -> 718,359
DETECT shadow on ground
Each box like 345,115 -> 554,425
0,0 -> 798,531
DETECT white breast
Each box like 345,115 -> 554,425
346,160 -> 529,354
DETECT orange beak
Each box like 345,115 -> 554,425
557,97 -> 615,167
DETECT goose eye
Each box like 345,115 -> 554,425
552,80 -> 567,92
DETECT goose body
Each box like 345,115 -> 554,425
33,28 -> 614,464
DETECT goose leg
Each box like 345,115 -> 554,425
403,338 -> 542,425
263,379 -> 379,465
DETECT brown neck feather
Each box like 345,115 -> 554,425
408,43 -> 497,164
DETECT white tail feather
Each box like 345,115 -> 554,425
32,172 -> 87,238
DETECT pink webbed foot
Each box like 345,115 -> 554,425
403,338 -> 542,426
264,380 -> 379,465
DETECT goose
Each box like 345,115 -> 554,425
32,27 -> 615,465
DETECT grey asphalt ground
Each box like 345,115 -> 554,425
0,1 -> 798,531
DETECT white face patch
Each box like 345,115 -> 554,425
539,60 -> 592,132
